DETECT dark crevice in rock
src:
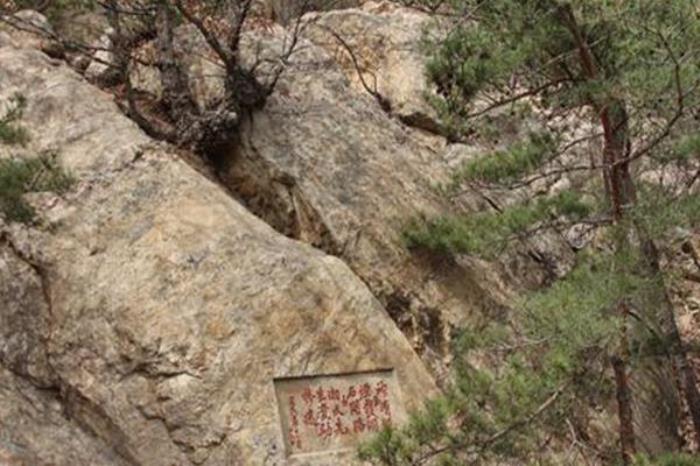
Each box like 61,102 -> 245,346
135,405 -> 202,466
354,86 -> 445,139
383,289 -> 450,376
397,112 -> 445,137
213,135 -> 340,255
347,267 -> 454,382
59,385 -> 143,466
382,289 -> 449,357
0,229 -> 58,389
0,360 -> 136,466
524,248 -> 560,287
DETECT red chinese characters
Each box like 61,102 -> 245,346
287,379 -> 393,447
288,395 -> 302,449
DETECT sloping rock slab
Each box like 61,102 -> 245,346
0,43 -> 150,175
127,21 -> 510,370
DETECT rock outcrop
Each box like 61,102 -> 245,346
224,27 -> 511,371
0,365 -> 132,466
302,1 -> 443,133
0,33 -> 437,465
126,19 -> 512,375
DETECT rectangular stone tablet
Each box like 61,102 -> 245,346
274,369 -> 404,457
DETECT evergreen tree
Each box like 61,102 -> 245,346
362,1 -> 700,464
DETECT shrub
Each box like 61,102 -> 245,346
0,94 -> 30,146
0,154 -> 74,223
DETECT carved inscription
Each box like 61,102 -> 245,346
274,369 -> 403,456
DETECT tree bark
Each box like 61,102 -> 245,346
559,5 -> 696,450
154,1 -> 198,129
603,100 -> 700,448
613,353 -> 636,465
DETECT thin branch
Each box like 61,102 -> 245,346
173,0 -> 230,70
229,0 -> 253,56
316,24 -> 390,111
415,382 -> 571,465
465,78 -> 572,120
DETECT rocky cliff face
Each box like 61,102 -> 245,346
125,4 -> 519,373
0,36 -> 441,464
0,3 -> 559,465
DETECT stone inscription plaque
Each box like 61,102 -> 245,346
274,369 -> 404,457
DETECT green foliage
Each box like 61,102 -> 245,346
403,190 -> 592,257
669,133 -> 700,163
448,132 -> 555,186
360,247 -> 668,464
631,183 -> 700,240
425,0 -> 700,141
632,453 -> 700,466
0,94 -> 30,146
0,154 -> 74,223
367,1 -> 700,464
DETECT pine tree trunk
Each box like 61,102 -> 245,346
612,353 -> 636,465
602,101 -> 700,449
601,102 -> 640,462
562,2 -> 692,450
558,9 -> 646,456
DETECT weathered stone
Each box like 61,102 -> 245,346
0,235 -> 55,387
13,9 -> 52,31
0,43 -> 150,175
31,151 -> 437,465
127,23 -> 494,374
0,38 -> 438,465
55,10 -> 108,47
83,30 -> 115,82
0,10 -> 52,50
130,2 -> 444,135
129,23 -> 230,110
216,27 -> 512,373
260,0 -> 362,25
0,366 -> 131,466
302,1 -> 443,132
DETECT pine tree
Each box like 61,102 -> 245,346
362,1 -> 700,464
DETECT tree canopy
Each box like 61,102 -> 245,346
362,1 -> 700,464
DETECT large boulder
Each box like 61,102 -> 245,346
0,37 -> 437,465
